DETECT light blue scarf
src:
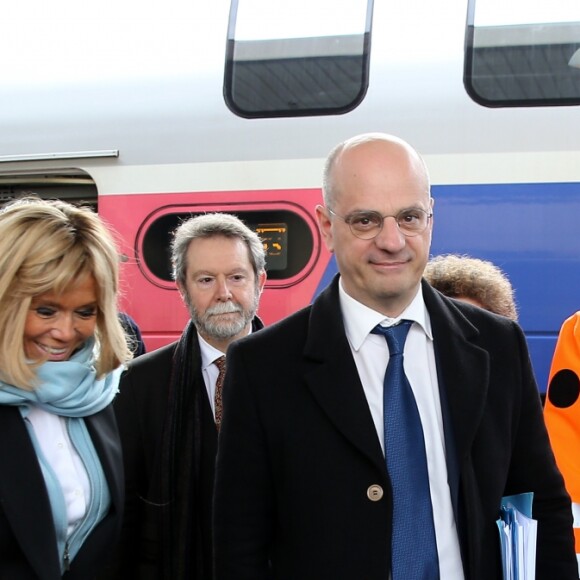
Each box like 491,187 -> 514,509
0,338 -> 119,414
0,338 -> 122,572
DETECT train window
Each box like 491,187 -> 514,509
224,0 -> 373,118
140,210 -> 314,285
465,0 -> 580,106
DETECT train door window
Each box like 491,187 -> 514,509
465,0 -> 580,106
139,208 -> 316,287
224,0 -> 373,118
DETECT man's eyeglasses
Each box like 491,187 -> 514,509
327,207 -> 432,239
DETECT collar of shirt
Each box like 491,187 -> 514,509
198,332 -> 226,371
197,326 -> 254,371
338,278 -> 433,350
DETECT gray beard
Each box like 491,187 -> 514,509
185,292 -> 259,341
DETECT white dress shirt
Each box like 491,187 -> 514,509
26,407 -> 90,536
338,280 -> 464,579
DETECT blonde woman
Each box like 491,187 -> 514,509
0,197 -> 132,579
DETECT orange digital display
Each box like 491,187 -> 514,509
255,223 -> 288,271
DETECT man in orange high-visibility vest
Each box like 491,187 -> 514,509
545,311 -> 580,575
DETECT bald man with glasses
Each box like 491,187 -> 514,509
213,133 -> 576,580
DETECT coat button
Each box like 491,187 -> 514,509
367,484 -> 383,501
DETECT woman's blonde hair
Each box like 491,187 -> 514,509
0,197 -> 132,389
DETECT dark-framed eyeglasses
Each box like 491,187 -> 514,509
327,207 -> 432,239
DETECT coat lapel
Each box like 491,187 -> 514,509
422,280 -> 491,556
302,278 -> 386,474
0,406 -> 61,578
423,282 -> 489,466
300,277 -> 492,510
302,277 -> 492,571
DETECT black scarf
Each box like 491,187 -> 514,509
158,317 -> 264,579
160,320 -> 204,579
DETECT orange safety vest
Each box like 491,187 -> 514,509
545,311 -> 580,566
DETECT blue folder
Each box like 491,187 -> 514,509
496,492 -> 537,580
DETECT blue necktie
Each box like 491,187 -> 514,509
372,321 -> 439,580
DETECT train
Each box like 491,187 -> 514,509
1,0 -> 579,392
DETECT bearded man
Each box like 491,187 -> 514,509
110,213 -> 266,580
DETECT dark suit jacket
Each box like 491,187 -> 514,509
0,405 -> 123,580
214,277 -> 577,580
111,340 -> 218,579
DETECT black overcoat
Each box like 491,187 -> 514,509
214,276 -> 577,580
0,405 -> 123,579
